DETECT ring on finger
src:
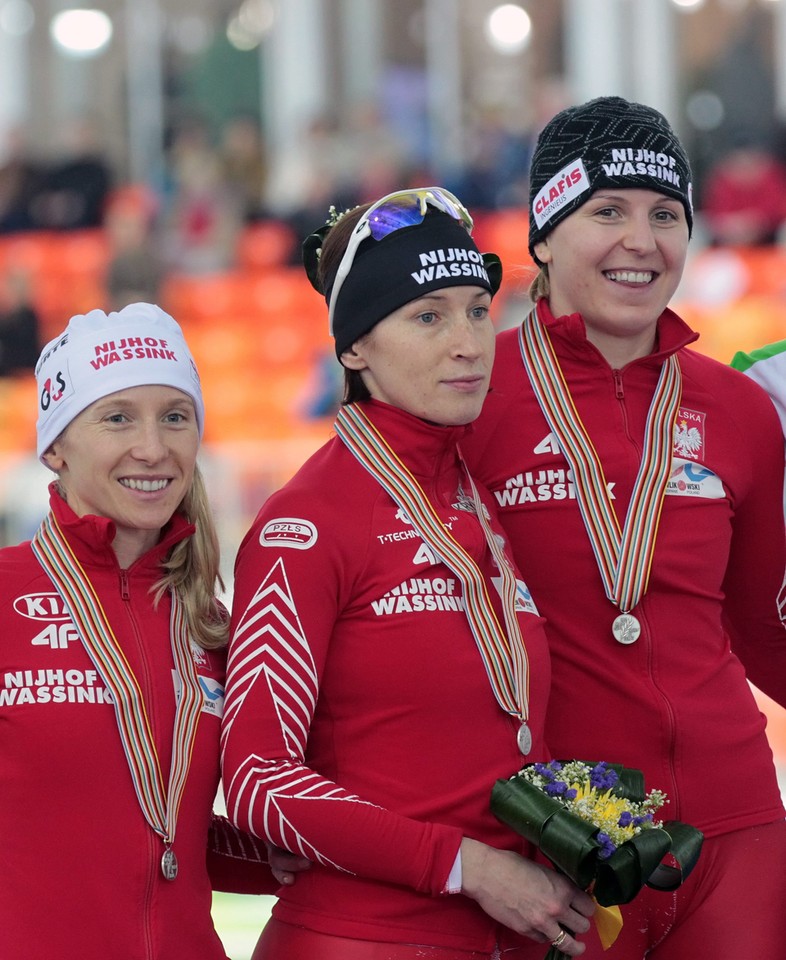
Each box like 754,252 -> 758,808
551,929 -> 568,948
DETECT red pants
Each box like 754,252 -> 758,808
252,821 -> 786,959
520,820 -> 786,959
252,919 -> 526,960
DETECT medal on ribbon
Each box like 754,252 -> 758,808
518,312 -> 681,642
335,404 -> 533,754
32,512 -> 203,881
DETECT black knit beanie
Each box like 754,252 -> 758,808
528,96 -> 693,264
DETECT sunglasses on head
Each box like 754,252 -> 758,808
302,187 -> 475,336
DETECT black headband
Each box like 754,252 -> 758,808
320,211 -> 501,358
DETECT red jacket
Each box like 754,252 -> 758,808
221,401 -> 552,952
462,301 -> 786,839
0,488 -> 273,960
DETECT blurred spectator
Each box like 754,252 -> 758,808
297,347 -> 344,420
218,114 -> 268,223
30,117 -> 112,230
105,185 -> 165,311
701,137 -> 786,246
0,268 -> 40,376
265,114 -> 356,252
0,125 -> 42,234
344,102 -> 413,203
449,106 -> 532,211
162,120 -> 242,274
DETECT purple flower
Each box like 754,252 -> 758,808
565,788 -> 578,800
544,780 -> 570,797
618,811 -> 633,827
533,763 -> 556,779
590,762 -> 619,791
596,831 -> 617,860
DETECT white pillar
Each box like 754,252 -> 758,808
564,0 -> 627,101
630,0 -> 678,124
774,0 -> 786,122
340,0 -> 382,105
0,1 -> 31,159
47,0 -> 87,122
424,0 -> 463,176
262,0 -> 328,157
124,0 -> 165,187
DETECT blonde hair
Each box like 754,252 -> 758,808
529,266 -> 550,302
153,464 -> 228,649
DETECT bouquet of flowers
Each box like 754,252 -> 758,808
492,760 -> 703,956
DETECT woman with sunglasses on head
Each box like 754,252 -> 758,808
0,302 -> 301,960
220,188 -> 595,959
461,97 -> 786,957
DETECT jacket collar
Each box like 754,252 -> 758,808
47,482 -> 195,573
354,400 -> 470,481
534,299 -> 699,367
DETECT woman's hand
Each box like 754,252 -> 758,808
267,844 -> 312,886
459,838 -> 594,956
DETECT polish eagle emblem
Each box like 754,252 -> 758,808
673,419 -> 703,458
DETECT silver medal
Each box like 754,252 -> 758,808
612,613 -> 641,645
517,722 -> 533,756
161,847 -> 178,881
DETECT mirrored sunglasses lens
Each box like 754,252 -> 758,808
429,189 -> 472,228
367,197 -> 426,240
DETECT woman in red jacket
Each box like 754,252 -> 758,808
0,302 -> 292,959
461,96 -> 786,957
221,189 -> 594,959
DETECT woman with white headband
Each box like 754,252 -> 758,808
220,189 -> 594,959
0,302 -> 303,959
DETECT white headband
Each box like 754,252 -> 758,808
35,302 -> 204,462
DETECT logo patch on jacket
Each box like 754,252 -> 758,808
665,459 -> 724,499
673,408 -> 705,461
13,592 -> 71,621
260,518 -> 318,550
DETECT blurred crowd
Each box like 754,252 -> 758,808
3,105 -> 786,266
4,102 -> 786,380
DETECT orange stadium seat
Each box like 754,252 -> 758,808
54,229 -> 110,276
160,274 -> 253,326
0,376 -> 37,453
0,232 -> 53,276
235,220 -> 297,272
472,208 -> 536,298
0,229 -> 108,279
676,295 -> 786,363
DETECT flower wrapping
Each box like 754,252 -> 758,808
491,761 -> 703,954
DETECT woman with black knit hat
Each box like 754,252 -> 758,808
221,188 -> 595,959
462,96 -> 786,955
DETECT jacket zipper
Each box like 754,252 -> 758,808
118,562 -> 158,959
612,364 -> 680,815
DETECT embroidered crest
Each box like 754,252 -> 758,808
673,408 -> 705,461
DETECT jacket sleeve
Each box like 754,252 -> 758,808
721,379 -> 786,707
206,814 -> 280,895
219,495 -> 462,897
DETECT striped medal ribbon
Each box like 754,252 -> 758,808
32,511 -> 204,880
335,404 -> 532,753
518,311 -> 681,643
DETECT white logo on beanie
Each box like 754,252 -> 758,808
532,159 -> 590,230
600,146 -> 684,194
35,303 -> 204,464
